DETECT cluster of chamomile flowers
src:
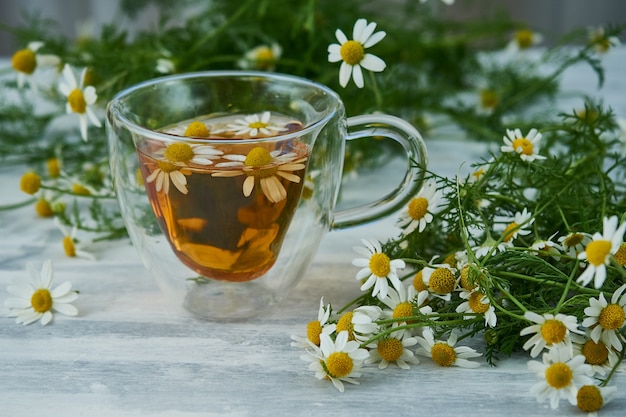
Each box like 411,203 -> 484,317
292,126 -> 626,415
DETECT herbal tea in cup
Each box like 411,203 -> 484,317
107,71 -> 427,320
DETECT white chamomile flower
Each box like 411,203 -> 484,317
472,236 -> 512,259
212,147 -> 307,203
352,238 -> 405,300
415,328 -> 482,368
506,29 -> 543,54
530,232 -> 564,261
501,128 -> 546,162
54,217 -> 96,261
577,216 -> 626,288
520,311 -> 585,358
5,260 -> 79,325
527,346 -> 593,410
588,26 -> 621,55
397,180 -> 442,234
499,208 -> 534,244
300,331 -> 370,392
156,141 -> 223,166
456,288 -> 497,328
366,331 -> 419,370
11,41 -> 60,91
559,232 -> 592,258
156,58 -> 176,74
576,384 -> 618,416
291,297 -> 336,349
327,18 -> 386,88
58,64 -> 101,141
238,43 -> 282,71
336,305 -> 382,342
421,263 -> 457,301
225,111 -> 286,137
582,283 -> 626,352
574,333 -> 620,377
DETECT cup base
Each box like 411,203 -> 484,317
182,279 -> 278,321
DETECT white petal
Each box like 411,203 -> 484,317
352,65 -> 364,88
363,30 -> 386,48
339,62 -> 352,88
53,303 -> 78,316
360,54 -> 386,72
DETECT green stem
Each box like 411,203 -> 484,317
0,197 -> 36,211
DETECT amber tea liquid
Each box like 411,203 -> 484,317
137,113 -> 309,282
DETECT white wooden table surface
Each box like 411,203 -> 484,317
2,49 -> 626,417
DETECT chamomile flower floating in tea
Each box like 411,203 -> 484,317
224,111 -> 287,137
58,64 -> 101,141
5,260 -> 79,325
582,283 -> 626,352
327,18 -> 386,88
213,147 -> 307,203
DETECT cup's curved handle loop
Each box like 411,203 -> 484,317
331,114 -> 428,230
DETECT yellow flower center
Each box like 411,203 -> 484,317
156,160 -> 180,173
442,253 -> 457,268
254,47 -> 276,68
460,265 -> 477,290
35,198 -> 54,217
68,88 -> 87,114
581,339 -> 609,365
184,121 -> 210,137
598,304 -> 625,330
63,236 -> 77,257
540,319 -> 567,345
393,301 -> 414,319
480,89 -> 499,109
324,352 -> 353,378
12,48 -> 37,74
336,312 -> 355,340
72,183 -> 91,195
577,385 -> 604,413
614,243 -> 626,266
545,362 -> 573,389
502,222 -> 519,242
306,320 -> 322,346
31,288 -> 53,313
20,171 -> 41,195
47,158 -> 61,178
377,338 -> 404,362
468,291 -> 490,314
369,252 -> 391,278
512,138 -> 533,156
249,121 -> 269,130
515,29 -> 534,49
245,147 -> 274,167
431,342 -> 456,367
164,142 -> 194,164
340,40 -> 365,65
428,268 -> 456,294
413,270 -> 427,293
586,240 -> 612,266
564,233 -> 584,248
408,197 -> 428,221
471,167 -> 486,181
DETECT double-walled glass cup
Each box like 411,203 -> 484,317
107,71 -> 427,320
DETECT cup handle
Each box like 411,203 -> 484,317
331,114 -> 429,230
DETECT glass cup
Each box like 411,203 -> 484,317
106,71 -> 427,321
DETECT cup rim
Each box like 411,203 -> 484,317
106,70 -> 343,144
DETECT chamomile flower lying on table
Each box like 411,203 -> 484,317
5,260 -> 79,325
